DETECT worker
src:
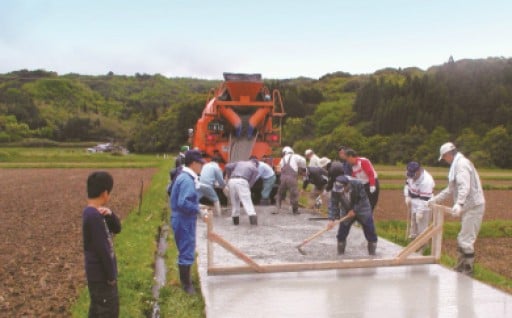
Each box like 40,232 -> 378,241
300,166 -> 328,207
345,149 -> 380,211
198,155 -> 226,216
251,156 -> 276,206
404,161 -> 435,239
428,142 -> 485,275
327,175 -> 378,255
337,146 -> 353,176
325,161 -> 345,193
225,159 -> 260,225
169,150 -> 208,294
275,146 -> 306,215
175,145 -> 189,168
305,149 -> 331,169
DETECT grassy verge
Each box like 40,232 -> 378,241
376,220 -> 512,294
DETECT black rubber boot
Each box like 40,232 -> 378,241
249,215 -> 258,225
368,242 -> 377,255
453,247 -> 465,272
232,216 -> 239,225
337,241 -> 346,255
462,253 -> 475,276
178,265 -> 196,295
292,204 -> 300,215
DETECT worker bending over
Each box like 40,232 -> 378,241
327,175 -> 378,255
225,159 -> 260,225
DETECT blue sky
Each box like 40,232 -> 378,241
1,0 -> 510,79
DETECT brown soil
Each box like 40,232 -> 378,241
0,168 -> 157,317
1,173 -> 511,316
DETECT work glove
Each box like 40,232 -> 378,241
415,212 -> 424,222
199,207 -> 209,221
427,198 -> 436,208
369,186 -> 376,193
404,196 -> 412,208
222,186 -> 229,197
451,204 -> 462,217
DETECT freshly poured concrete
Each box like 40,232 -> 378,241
195,205 -> 512,317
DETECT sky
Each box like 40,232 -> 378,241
1,0 -> 511,79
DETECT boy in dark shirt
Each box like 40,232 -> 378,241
82,171 -> 121,317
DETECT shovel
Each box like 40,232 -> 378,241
296,213 -> 353,255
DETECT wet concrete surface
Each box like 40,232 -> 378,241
196,204 -> 512,317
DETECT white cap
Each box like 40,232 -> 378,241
282,146 -> 294,154
439,142 -> 456,161
305,149 -> 313,156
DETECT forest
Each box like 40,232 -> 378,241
1,57 -> 512,167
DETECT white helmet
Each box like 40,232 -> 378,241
282,146 -> 294,155
439,142 -> 456,161
305,149 -> 313,156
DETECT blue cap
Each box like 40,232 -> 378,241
407,161 -> 420,177
184,150 -> 205,165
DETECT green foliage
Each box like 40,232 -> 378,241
310,94 -> 355,135
4,59 -> 512,165
482,126 -> 512,168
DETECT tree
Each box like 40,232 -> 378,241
482,126 -> 512,168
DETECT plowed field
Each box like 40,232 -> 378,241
0,168 -> 157,317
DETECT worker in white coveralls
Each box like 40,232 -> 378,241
404,161 -> 435,239
428,142 -> 485,275
225,159 -> 260,226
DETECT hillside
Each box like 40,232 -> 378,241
2,57 -> 512,167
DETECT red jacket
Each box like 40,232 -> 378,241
351,157 -> 378,186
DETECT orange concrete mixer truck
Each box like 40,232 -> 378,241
189,73 -> 285,205
190,73 -> 285,167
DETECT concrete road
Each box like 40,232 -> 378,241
196,205 -> 512,318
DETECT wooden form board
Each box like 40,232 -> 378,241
206,204 -> 450,276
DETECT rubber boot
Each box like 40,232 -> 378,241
272,199 -> 281,214
462,253 -> 475,276
337,241 -> 346,255
249,215 -> 258,225
178,265 -> 196,295
368,242 -> 377,255
292,203 -> 300,215
214,201 -> 222,216
453,247 -> 465,272
232,216 -> 239,225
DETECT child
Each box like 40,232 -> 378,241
82,171 -> 121,317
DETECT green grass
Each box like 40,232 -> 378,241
0,147 -> 161,168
